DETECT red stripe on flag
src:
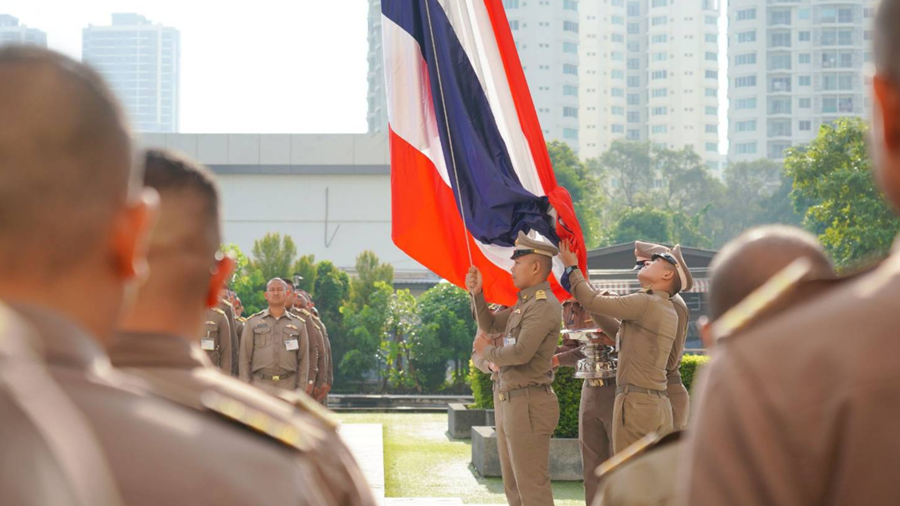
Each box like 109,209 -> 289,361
389,128 -> 518,305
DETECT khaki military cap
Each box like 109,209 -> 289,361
652,244 -> 693,293
510,231 -> 559,260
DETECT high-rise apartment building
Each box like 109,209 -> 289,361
0,15 -> 47,47
579,0 -> 721,169
728,0 -> 875,162
367,0 -> 580,151
83,13 -> 180,133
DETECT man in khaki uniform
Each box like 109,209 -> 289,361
312,305 -> 335,403
217,291 -> 239,376
199,306 -> 232,374
240,278 -> 313,395
109,148 -> 376,506
634,242 -> 693,430
292,290 -> 326,395
0,46 -> 350,506
0,302 -> 124,506
469,231 -> 562,506
553,299 -> 617,504
561,240 -> 682,454
233,298 -> 246,340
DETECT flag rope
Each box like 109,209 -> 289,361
423,0 -> 474,268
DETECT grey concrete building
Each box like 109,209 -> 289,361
0,15 -> 47,47
727,0 -> 875,162
83,13 -> 180,133
367,0 -> 580,151
579,0 -> 722,171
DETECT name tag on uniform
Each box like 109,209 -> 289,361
503,336 -> 516,347
285,339 -> 300,351
201,339 -> 216,351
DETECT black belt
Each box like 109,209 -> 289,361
256,371 -> 295,381
498,384 -> 553,402
616,384 -> 668,397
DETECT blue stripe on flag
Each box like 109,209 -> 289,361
382,0 -> 558,248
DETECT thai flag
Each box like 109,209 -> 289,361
382,0 -> 588,305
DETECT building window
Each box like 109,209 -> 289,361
705,52 -> 718,61
611,51 -> 625,61
705,106 -> 717,115
627,2 -> 640,16
563,107 -> 578,117
706,142 -> 718,152
652,125 -> 668,134
799,53 -> 811,64
652,52 -> 668,62
563,128 -> 578,140
652,16 -> 668,26
769,53 -> 791,70
771,32 -> 791,48
735,75 -> 756,88
509,20 -> 520,30
706,34 -> 717,43
838,30 -> 852,45
627,75 -> 640,86
652,34 -> 668,44
736,142 -> 757,154
627,41 -> 640,51
563,21 -> 579,33
705,15 -> 717,25
612,124 -> 625,133
627,94 -> 640,105
706,88 -> 717,97
839,74 -> 854,90
768,143 -> 791,159
612,88 -> 625,97
838,8 -> 853,23
503,0 -> 519,8
735,53 -> 756,65
612,0 -> 624,6
769,98 -> 792,114
799,75 -> 811,86
652,106 -> 668,115
736,8 -> 756,21
627,129 -> 640,140
736,97 -> 757,109
737,119 -> 757,132
627,111 -> 640,123
612,34 -> 625,43
652,88 -> 668,97
821,7 -> 837,23
564,0 -> 579,11
822,98 -> 838,113
799,121 -> 812,131
652,70 -> 668,80
613,70 -> 626,79
563,42 -> 578,53
799,98 -> 811,109
652,0 -> 667,7
612,106 -> 625,115
706,70 -> 718,79
770,121 -> 792,137
798,31 -> 811,42
563,85 -> 578,96
798,8 -> 810,20
706,124 -> 718,133
612,15 -> 625,25
770,10 -> 791,25
737,31 -> 756,43
563,64 -> 578,75
770,77 -> 791,92
627,23 -> 640,34
628,58 -> 640,69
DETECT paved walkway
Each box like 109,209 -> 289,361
339,424 -> 386,504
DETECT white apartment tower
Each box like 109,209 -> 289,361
728,0 -> 875,162
579,0 -> 721,169
83,14 -> 181,133
0,15 -> 47,47
367,0 -> 580,151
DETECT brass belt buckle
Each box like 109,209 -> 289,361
499,392 -> 507,401
272,375 -> 281,381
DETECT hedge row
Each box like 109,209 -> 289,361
468,353 -> 711,439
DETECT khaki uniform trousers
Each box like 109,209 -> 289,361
494,386 -> 521,506
612,390 -> 673,455
498,386 -> 560,506
666,383 -> 690,430
579,381 -> 616,504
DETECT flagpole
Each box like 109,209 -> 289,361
422,0 -> 475,268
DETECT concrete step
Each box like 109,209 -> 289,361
384,499 -> 464,505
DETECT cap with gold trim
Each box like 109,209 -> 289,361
510,231 -> 559,260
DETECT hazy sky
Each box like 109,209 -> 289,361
0,0 -> 370,133
0,0 -> 728,152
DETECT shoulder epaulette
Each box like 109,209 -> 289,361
222,300 -> 234,308
212,307 -> 226,316
596,430 -> 682,479
535,290 -> 547,301
249,310 -> 266,319
237,316 -> 247,323
275,390 -> 338,430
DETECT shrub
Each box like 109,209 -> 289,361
468,360 -> 494,409
680,354 -> 710,393
552,367 -> 582,438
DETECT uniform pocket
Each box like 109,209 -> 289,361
253,327 -> 272,348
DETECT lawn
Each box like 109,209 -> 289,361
337,412 -> 585,505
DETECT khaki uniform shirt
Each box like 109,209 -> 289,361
472,331 -> 504,379
294,308 -> 326,387
569,269 -> 677,391
0,304 -> 123,506
681,250 -> 900,506
199,307 -> 232,374
235,316 -> 246,344
239,308 -> 310,390
474,281 -> 562,393
313,316 -> 334,386
108,332 -> 376,506
12,304 -> 339,506
217,299 -> 239,375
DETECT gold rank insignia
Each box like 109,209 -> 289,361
204,321 -> 216,326
201,391 -> 312,452
535,290 -> 547,301
286,324 -> 298,331
514,308 -> 522,314
212,307 -> 225,315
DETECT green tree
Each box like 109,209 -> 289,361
315,260 -> 351,388
291,254 -> 318,294
415,283 -> 477,391
339,281 -> 392,385
548,140 -> 604,247
609,207 -> 673,245
223,243 -> 266,315
785,118 -> 900,267
380,289 -> 421,392
348,250 -> 394,311
250,233 -> 297,281
593,140 -> 654,208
